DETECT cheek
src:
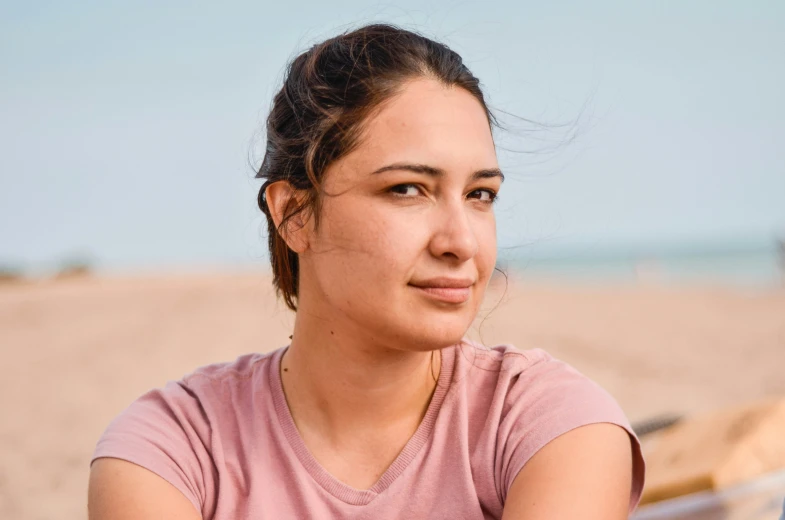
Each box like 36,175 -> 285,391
314,200 -> 426,279
474,215 -> 497,278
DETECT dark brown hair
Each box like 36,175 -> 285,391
256,23 -> 495,311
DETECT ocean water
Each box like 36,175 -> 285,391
501,242 -> 785,287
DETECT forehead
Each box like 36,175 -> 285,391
334,79 -> 497,180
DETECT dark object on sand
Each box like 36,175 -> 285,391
632,413 -> 684,438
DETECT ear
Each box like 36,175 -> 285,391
264,181 -> 311,254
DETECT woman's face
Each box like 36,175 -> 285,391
298,78 -> 501,350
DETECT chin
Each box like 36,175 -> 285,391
390,311 -> 473,352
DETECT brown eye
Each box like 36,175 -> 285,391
468,189 -> 498,203
389,184 -> 421,197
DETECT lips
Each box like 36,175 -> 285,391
409,277 -> 474,304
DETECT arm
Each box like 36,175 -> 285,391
89,379 -> 216,519
501,423 -> 635,520
89,458 -> 203,520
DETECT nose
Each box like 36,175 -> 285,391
428,199 -> 479,263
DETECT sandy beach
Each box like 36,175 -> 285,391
1,272 -> 783,519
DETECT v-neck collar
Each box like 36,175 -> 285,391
269,344 -> 455,505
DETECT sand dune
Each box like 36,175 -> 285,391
1,272 -> 783,519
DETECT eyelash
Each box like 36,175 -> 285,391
388,184 -> 499,204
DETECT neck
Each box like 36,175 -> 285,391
280,310 -> 441,445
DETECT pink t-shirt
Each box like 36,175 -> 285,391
93,342 -> 645,518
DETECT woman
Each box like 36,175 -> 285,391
89,24 -> 645,519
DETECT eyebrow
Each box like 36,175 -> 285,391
371,162 -> 505,183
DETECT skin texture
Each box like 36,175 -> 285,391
88,78 -> 634,519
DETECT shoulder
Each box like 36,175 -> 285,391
452,341 -> 608,408
451,340 -> 565,373
105,350 -> 276,430
454,341 -> 623,416
450,340 -> 645,511
91,348 -> 281,517
98,348 -> 278,442
183,350 -> 274,388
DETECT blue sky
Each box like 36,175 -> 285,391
1,1 -> 784,272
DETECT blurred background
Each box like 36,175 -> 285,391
1,1 -> 784,519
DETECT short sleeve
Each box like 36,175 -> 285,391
91,379 -> 217,517
496,349 -> 646,514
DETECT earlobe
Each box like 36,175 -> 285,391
264,181 -> 310,254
